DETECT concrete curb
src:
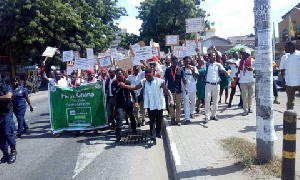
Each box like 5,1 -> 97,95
163,117 -> 180,180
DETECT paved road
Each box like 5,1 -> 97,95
0,91 -> 173,180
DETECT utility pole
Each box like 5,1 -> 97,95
254,0 -> 276,162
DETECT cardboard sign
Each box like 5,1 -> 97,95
98,56 -> 113,68
67,65 -> 77,75
42,46 -> 57,57
185,18 -> 205,33
165,35 -> 179,46
134,46 -> 153,61
152,47 -> 160,58
73,51 -> 80,59
115,58 -> 133,70
63,51 -> 73,62
173,46 -> 184,51
74,58 -> 94,70
185,40 -> 197,56
86,48 -> 94,59
130,43 -> 141,55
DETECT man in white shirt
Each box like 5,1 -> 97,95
120,68 -> 174,144
198,48 -> 230,123
236,49 -> 255,116
127,65 -> 145,126
279,41 -> 300,110
226,51 -> 243,108
48,70 -> 68,87
81,69 -> 97,85
182,56 -> 198,125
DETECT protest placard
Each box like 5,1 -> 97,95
42,46 -> 57,57
106,48 -> 118,57
63,51 -> 73,62
115,58 -> 133,70
67,65 -> 77,75
86,48 -> 94,59
73,51 -> 80,59
74,58 -> 94,70
98,56 -> 113,68
185,40 -> 197,56
185,18 -> 205,33
49,81 -> 107,133
165,35 -> 179,46
130,43 -> 141,55
152,47 -> 160,58
134,46 -> 153,61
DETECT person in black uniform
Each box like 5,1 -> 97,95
12,78 -> 33,138
0,81 -> 17,164
113,68 -> 137,142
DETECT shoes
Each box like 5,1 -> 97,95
16,134 -> 22,138
8,150 -> 17,164
132,129 -> 137,134
218,100 -> 221,104
248,109 -> 253,113
0,155 -> 9,164
184,120 -> 190,125
210,116 -> 219,121
137,123 -> 141,127
242,111 -> 248,116
93,130 -> 98,134
204,117 -> 209,124
156,132 -> 161,138
227,104 -> 231,108
274,100 -> 280,104
190,114 -> 195,119
141,120 -> 146,126
23,127 -> 29,133
195,108 -> 199,113
176,122 -> 181,126
150,138 -> 156,145
116,136 -> 121,142
171,121 -> 176,125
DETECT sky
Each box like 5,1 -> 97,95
116,0 -> 300,38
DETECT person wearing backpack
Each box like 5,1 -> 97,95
197,48 -> 231,123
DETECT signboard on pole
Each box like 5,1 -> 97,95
98,56 -> 113,68
63,51 -> 73,62
115,58 -> 133,70
42,46 -> 57,57
86,48 -> 94,59
152,47 -> 160,58
185,18 -> 205,33
74,58 -> 94,70
185,40 -> 197,56
134,46 -> 153,61
165,35 -> 180,46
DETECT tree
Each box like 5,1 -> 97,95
0,0 -> 126,66
119,33 -> 140,50
137,0 -> 209,52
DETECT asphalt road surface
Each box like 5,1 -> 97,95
0,91 -> 174,180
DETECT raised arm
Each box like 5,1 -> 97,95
195,48 -> 205,66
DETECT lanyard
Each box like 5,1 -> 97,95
170,66 -> 178,82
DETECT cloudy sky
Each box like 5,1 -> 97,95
117,0 -> 299,38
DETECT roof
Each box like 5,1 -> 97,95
282,3 -> 300,19
203,36 -> 231,43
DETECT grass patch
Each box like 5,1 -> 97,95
220,136 -> 282,178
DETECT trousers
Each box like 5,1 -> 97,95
148,109 -> 163,139
14,106 -> 28,135
205,84 -> 219,117
0,113 -> 16,155
183,92 -> 196,120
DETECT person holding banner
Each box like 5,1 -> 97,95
43,69 -> 67,87
164,56 -> 186,126
182,56 -> 198,125
68,71 -> 80,88
82,69 -> 97,85
113,68 -> 137,142
120,68 -> 174,144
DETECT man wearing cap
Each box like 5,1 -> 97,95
279,41 -> 300,110
120,68 -> 174,144
0,81 -> 17,164
164,56 -> 186,125
12,78 -> 33,138
236,49 -> 255,116
197,48 -> 230,123
82,69 -> 97,85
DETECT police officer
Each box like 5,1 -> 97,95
12,78 -> 33,138
0,81 -> 17,164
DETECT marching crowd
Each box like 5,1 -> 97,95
0,41 -> 299,164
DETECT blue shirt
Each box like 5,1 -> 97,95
0,83 -> 13,115
12,85 -> 28,109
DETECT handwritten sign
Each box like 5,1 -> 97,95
185,40 -> 197,56
86,48 -> 94,59
165,35 -> 179,46
115,58 -> 133,70
42,46 -> 57,57
185,18 -> 205,33
134,46 -> 153,61
74,58 -> 94,70
63,51 -> 73,62
99,56 -> 113,68
152,47 -> 160,58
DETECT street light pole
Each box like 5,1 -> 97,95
254,0 -> 276,162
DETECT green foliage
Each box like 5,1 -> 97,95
137,0 -> 208,52
119,33 -> 140,50
0,0 -> 126,66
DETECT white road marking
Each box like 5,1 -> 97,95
72,140 -> 107,179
